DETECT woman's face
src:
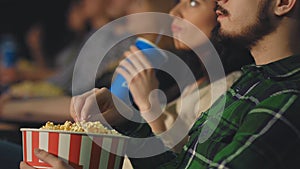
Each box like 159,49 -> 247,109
170,0 -> 217,49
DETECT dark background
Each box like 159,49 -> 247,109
0,0 -> 73,61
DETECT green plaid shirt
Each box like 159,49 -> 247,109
122,55 -> 300,169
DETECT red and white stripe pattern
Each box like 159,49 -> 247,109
21,129 -> 127,169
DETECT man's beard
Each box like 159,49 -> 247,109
215,0 -> 278,50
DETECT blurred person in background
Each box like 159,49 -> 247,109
45,0 -> 90,94
1,0 -> 132,99
23,24 -> 54,80
0,0 -> 89,98
7,0 -> 88,83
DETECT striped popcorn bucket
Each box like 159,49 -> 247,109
21,128 -> 128,169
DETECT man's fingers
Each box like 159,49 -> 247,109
70,97 -> 80,122
70,89 -> 96,122
80,94 -> 101,121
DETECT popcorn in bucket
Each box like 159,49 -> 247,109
21,121 -> 128,169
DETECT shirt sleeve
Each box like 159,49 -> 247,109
209,93 -> 300,169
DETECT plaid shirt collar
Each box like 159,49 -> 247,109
241,55 -> 300,79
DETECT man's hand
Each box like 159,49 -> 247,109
70,88 -> 134,126
20,149 -> 73,169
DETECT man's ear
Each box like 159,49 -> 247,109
274,0 -> 297,16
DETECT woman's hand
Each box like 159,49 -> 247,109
116,46 -> 159,112
20,149 -> 73,169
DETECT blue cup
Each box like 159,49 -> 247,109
110,37 -> 168,105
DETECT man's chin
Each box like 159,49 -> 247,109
218,29 -> 254,49
217,27 -> 234,41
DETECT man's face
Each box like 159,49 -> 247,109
216,0 -> 278,49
